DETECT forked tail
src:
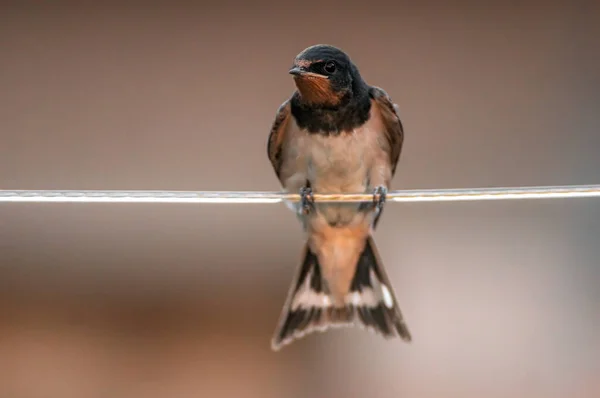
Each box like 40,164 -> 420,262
271,236 -> 411,351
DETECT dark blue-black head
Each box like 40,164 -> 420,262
289,44 -> 365,107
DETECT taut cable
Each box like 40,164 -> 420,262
1,185 -> 599,204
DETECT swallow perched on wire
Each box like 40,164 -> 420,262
267,44 -> 411,350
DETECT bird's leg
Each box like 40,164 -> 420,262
358,185 -> 387,228
358,185 -> 387,212
299,183 -> 315,215
372,185 -> 388,214
363,161 -> 392,227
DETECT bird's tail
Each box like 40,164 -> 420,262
271,235 -> 411,351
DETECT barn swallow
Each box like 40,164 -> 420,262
267,44 -> 411,350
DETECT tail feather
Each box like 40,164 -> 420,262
351,235 -> 412,341
271,236 -> 411,351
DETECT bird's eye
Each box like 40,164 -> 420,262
324,61 -> 336,74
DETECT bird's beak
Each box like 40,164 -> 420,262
288,66 -> 306,76
289,66 -> 327,80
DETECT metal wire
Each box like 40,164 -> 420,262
1,184 -> 599,204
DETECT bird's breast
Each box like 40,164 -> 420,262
299,129 -> 375,194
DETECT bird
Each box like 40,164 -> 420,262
266,44 -> 411,351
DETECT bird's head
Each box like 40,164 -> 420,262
289,44 -> 358,107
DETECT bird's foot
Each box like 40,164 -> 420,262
372,185 -> 388,214
299,186 -> 315,215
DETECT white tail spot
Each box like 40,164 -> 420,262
344,289 -> 379,307
291,268 -> 332,310
381,285 -> 394,308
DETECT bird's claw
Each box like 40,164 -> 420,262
372,185 -> 387,213
300,186 -> 315,215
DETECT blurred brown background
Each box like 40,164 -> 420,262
1,1 -> 599,397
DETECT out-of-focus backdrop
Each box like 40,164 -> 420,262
1,1 -> 599,397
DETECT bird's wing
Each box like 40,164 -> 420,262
369,86 -> 404,176
266,99 -> 292,182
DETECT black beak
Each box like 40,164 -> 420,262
288,66 -> 306,76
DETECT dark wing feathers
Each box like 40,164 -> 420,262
369,86 -> 404,176
266,100 -> 292,181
